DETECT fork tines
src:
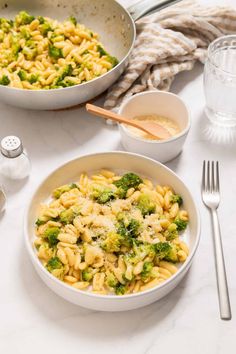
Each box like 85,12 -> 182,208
202,160 -> 220,193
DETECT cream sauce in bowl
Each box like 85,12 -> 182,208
126,114 -> 180,141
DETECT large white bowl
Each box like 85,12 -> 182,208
24,152 -> 200,311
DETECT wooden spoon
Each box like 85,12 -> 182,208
86,104 -> 171,140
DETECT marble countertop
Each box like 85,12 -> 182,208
0,1 -> 236,353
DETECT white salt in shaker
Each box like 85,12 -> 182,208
0,136 -> 31,180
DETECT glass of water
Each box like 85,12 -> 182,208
204,35 -> 236,127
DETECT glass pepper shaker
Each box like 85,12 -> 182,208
0,136 -> 31,180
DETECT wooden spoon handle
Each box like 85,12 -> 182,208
86,104 -> 133,125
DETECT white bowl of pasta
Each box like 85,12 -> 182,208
24,152 -> 200,311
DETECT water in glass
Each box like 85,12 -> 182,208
204,35 -> 236,127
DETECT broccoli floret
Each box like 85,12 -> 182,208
154,242 -> 172,259
170,194 -> 183,206
20,27 -> 31,40
101,231 -> 122,253
37,16 -> 45,24
107,55 -> 119,68
46,256 -> 63,272
106,272 -> 119,288
44,227 -> 60,247
69,16 -> 77,26
15,11 -> 35,26
35,219 -> 46,226
48,44 -> 63,59
127,242 -> 155,265
174,218 -> 188,231
17,70 -> 27,81
40,22 -> 52,36
163,244 -> 178,263
97,45 -> 107,57
91,185 -> 116,204
82,268 -> 93,282
164,223 -> 178,240
0,75 -> 10,86
113,172 -> 143,199
141,261 -> 153,282
0,18 -> 13,33
82,50 -> 89,55
55,64 -> 73,84
11,43 -> 21,57
59,209 -> 76,225
115,283 -> 126,295
22,46 -> 37,60
117,218 -> 140,247
28,74 -> 38,84
53,183 -> 79,199
137,194 -> 155,216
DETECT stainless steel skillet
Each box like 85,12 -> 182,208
0,0 -> 181,110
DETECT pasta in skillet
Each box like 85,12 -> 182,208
0,11 -> 118,89
34,170 -> 189,295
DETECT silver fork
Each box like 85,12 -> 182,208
201,161 -> 231,320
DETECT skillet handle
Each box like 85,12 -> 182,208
128,0 -> 182,21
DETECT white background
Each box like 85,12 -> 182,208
1,1 -> 236,353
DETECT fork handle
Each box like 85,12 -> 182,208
211,209 -> 231,320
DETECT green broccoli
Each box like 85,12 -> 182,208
174,218 -> 188,231
154,242 -> 172,259
115,283 -> 126,295
82,268 -> 93,282
40,22 -> 52,36
163,244 -> 178,263
164,223 -> 178,240
91,185 -> 116,204
59,209 -> 76,225
15,11 -> 35,26
20,27 -> 31,40
44,227 -> 60,247
55,64 -> 73,85
28,74 -> 38,84
107,55 -> 119,68
53,183 -> 79,199
170,194 -> 183,206
11,42 -> 21,57
113,172 -> 143,199
46,256 -> 63,272
35,219 -> 46,226
154,242 -> 178,263
141,261 -> 153,282
0,75 -> 10,86
101,231 -> 122,253
69,16 -> 77,26
137,194 -> 156,216
37,16 -> 45,24
127,242 -> 155,265
0,18 -> 13,33
106,272 -> 119,288
97,45 -> 107,57
48,44 -> 63,59
117,218 -> 140,247
17,70 -> 27,81
22,46 -> 37,60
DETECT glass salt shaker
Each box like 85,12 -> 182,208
0,136 -> 31,180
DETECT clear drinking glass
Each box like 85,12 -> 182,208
204,35 -> 236,127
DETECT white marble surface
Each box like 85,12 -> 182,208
1,1 -> 236,353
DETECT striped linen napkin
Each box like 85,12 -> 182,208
104,0 -> 236,111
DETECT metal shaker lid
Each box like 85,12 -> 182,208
0,136 -> 23,158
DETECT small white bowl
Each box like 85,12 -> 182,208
24,152 -> 200,312
119,91 -> 191,163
